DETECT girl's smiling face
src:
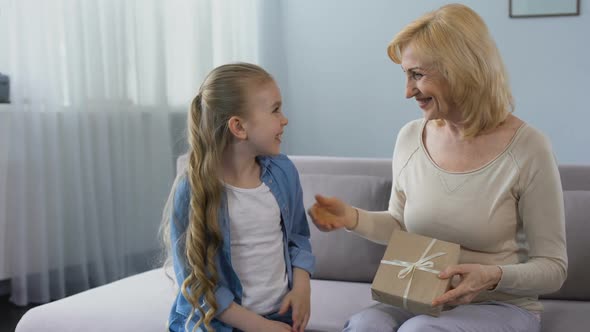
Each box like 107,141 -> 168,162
242,80 -> 288,156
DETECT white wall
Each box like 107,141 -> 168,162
280,0 -> 590,163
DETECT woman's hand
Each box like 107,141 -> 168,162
432,264 -> 502,307
278,269 -> 311,332
308,194 -> 358,231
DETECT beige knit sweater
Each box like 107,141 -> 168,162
353,119 -> 567,313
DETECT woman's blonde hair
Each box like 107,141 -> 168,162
160,63 -> 273,331
387,3 -> 513,137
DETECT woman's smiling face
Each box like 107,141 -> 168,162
401,43 -> 455,121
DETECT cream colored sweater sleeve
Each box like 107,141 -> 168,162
352,210 -> 402,245
494,130 -> 567,295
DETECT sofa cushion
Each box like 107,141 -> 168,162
539,299 -> 590,331
541,190 -> 590,301
307,280 -> 377,332
16,268 -> 175,332
300,174 -> 391,283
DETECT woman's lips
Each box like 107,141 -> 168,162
417,97 -> 432,109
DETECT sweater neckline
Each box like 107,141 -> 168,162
418,119 -> 528,175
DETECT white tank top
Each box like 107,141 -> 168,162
224,182 -> 288,315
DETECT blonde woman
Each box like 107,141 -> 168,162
162,63 -> 314,332
310,4 -> 566,332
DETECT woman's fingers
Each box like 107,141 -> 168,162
433,264 -> 496,307
438,264 -> 466,279
432,285 -> 465,306
309,203 -> 340,228
315,194 -> 343,212
446,293 -> 473,306
314,194 -> 331,206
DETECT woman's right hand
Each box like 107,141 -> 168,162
308,194 -> 358,231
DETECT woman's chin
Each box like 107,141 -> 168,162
421,110 -> 440,121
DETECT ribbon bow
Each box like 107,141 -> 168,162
380,238 -> 446,309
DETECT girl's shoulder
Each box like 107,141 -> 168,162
259,154 -> 301,188
260,153 -> 290,163
259,153 -> 297,173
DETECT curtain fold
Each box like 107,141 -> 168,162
2,107 -> 176,305
0,0 -> 267,305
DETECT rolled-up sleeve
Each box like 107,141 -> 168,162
287,171 -> 315,275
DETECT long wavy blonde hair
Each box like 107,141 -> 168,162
160,63 -> 273,331
387,3 -> 514,138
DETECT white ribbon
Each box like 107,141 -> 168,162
380,238 -> 446,310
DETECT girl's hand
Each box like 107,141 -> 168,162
432,264 -> 502,307
258,319 -> 292,332
308,194 -> 358,231
220,302 -> 291,332
278,285 -> 310,332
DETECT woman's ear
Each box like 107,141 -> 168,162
228,116 -> 248,140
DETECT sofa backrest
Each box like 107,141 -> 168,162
544,165 -> 590,301
293,156 -> 391,283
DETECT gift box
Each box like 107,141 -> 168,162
371,230 -> 460,317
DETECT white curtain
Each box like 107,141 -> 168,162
0,0 -> 264,306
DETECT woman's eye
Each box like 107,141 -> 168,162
412,72 -> 424,80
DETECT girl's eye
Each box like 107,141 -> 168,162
273,107 -> 280,113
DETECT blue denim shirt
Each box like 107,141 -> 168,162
167,154 -> 315,332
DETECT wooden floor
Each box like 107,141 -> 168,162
0,295 -> 39,332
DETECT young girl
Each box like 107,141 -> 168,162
161,63 -> 315,332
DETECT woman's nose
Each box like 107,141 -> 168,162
405,80 -> 418,99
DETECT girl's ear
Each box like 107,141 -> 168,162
228,116 -> 247,140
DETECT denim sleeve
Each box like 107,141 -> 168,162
170,177 -> 235,320
287,170 -> 316,275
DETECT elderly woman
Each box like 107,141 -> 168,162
309,4 -> 567,332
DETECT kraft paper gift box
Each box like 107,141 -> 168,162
371,230 -> 460,317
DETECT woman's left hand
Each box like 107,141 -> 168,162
432,264 -> 502,307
